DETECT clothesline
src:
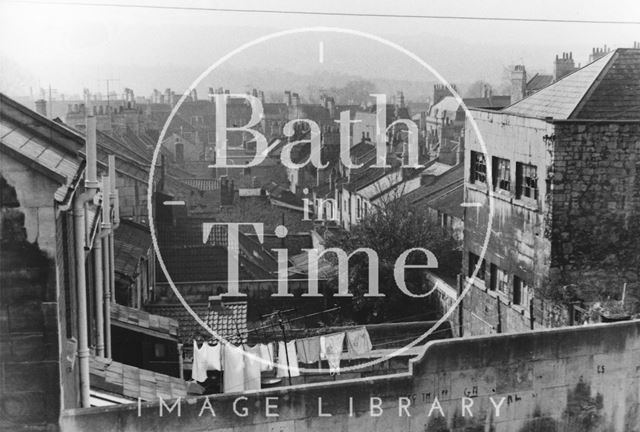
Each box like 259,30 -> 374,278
191,326 -> 375,392
247,305 -> 343,335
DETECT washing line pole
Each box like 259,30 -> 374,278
278,311 -> 292,386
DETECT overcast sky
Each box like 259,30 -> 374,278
1,0 -> 639,99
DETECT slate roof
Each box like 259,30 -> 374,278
404,163 -> 465,208
247,233 -> 313,256
113,219 -> 152,280
462,96 -> 512,109
155,216 -> 279,283
422,181 -> 464,219
204,298 -> 248,345
265,182 -> 305,210
90,357 -> 187,402
502,49 -> 640,120
526,73 -> 554,94
0,93 -> 84,203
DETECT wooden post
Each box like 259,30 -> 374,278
496,296 -> 502,334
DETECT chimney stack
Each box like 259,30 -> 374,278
292,92 -> 300,106
220,176 -> 235,206
284,90 -> 292,106
35,99 -> 47,117
554,51 -> 576,81
101,175 -> 111,228
327,97 -> 336,118
510,64 -> 527,103
85,116 -> 99,188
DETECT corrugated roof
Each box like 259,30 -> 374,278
502,51 -> 615,119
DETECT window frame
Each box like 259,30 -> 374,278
468,252 -> 486,282
492,157 -> 511,192
470,151 -> 487,184
516,162 -> 539,201
513,275 -> 531,309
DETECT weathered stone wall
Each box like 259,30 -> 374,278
61,319 -> 640,432
0,160 -> 63,431
549,121 -> 640,308
463,111 -> 555,334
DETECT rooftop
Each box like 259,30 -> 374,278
90,357 -> 187,403
113,219 -> 152,281
502,49 -> 640,120
204,298 -> 248,345
0,93 -> 84,203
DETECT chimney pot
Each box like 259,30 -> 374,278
85,116 -> 99,188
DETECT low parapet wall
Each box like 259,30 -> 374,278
61,320 -> 640,431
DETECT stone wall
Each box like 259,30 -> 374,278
549,121 -> 640,308
0,163 -> 63,431
61,319 -> 640,432
462,111 -> 555,334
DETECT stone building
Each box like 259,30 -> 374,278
461,48 -> 640,335
0,93 -> 116,423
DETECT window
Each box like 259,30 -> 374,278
516,163 -> 539,200
492,157 -> 511,191
513,276 -> 531,308
154,343 -> 167,359
489,264 -> 497,290
470,151 -> 486,184
497,268 -> 509,294
468,252 -> 486,281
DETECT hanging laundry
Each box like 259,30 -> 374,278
346,327 -> 373,356
276,341 -> 300,378
296,336 -> 321,363
321,333 -> 345,375
320,336 -> 326,360
191,341 -> 221,382
222,344 -> 245,393
244,345 -> 263,391
259,343 -> 275,371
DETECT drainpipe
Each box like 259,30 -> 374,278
75,115 -> 99,408
95,174 -> 111,357
102,233 -> 112,358
105,154 -> 119,358
93,224 -> 104,357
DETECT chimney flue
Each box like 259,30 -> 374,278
35,99 -> 47,117
101,175 -> 111,228
85,116 -> 99,188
